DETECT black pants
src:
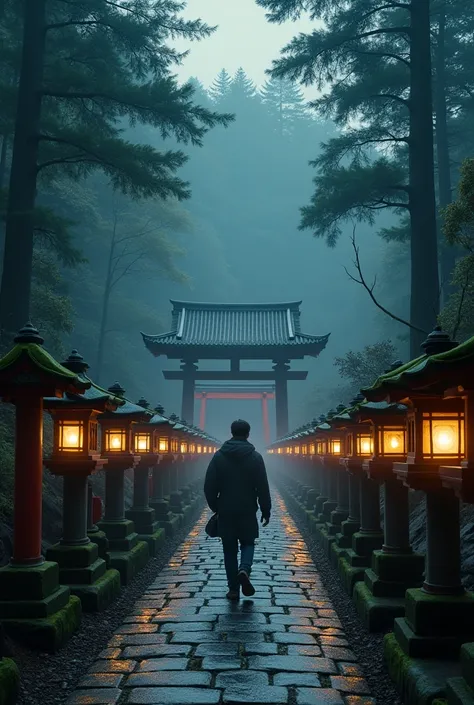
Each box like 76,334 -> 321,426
221,538 -> 255,590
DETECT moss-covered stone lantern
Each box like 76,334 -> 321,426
126,398 -> 164,557
43,350 -> 122,611
363,326 -> 474,684
97,383 -> 151,585
0,324 -> 89,651
350,397 -> 424,631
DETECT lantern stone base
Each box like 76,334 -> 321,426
0,563 -> 82,653
338,555 -> 367,595
445,643 -> 474,705
98,519 -> 149,585
384,632 -> 462,705
45,543 -> 121,612
391,589 -> 474,659
87,529 -> 110,565
0,657 -> 20,705
169,491 -> 184,514
124,508 -> 165,556
353,582 -> 406,632
330,541 -> 350,569
328,509 -> 349,535
318,500 -> 337,523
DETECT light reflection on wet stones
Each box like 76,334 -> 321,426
67,491 -> 374,705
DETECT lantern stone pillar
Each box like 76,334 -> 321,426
98,454 -> 149,586
0,324 -> 86,651
338,464 -> 384,596
352,468 -> 424,631
46,464 -> 120,613
87,480 -> 110,563
150,456 -> 180,536
313,461 -> 329,524
169,455 -> 185,516
331,468 -> 361,568
329,467 -> 350,533
319,462 -> 338,523
125,459 -> 164,557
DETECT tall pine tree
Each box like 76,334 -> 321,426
260,76 -> 308,136
0,0 -> 233,334
209,69 -> 233,104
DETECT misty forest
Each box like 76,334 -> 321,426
1,1 -> 474,704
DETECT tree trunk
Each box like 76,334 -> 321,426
0,0 -> 47,334
95,226 -> 116,383
408,0 -> 440,357
434,9 -> 456,305
0,135 -> 8,190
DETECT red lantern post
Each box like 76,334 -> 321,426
0,324 -> 88,651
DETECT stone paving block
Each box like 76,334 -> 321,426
114,624 -> 159,635
126,687 -> 221,704
274,632 -> 316,645
274,673 -> 321,687
170,631 -> 222,643
123,615 -> 153,624
318,636 -> 349,647
135,658 -> 189,671
243,643 -> 279,655
159,622 -> 214,632
122,645 -> 192,659
125,671 -> 212,687
195,644 -> 238,656
329,677 -> 371,694
201,656 -> 243,670
222,686 -> 288,704
313,619 -> 343,628
269,615 -> 312,626
89,660 -> 136,674
215,671 -> 268,687
98,648 -> 122,659
218,613 -> 267,624
247,656 -> 337,674
296,688 -> 344,705
322,647 -> 357,661
225,631 -> 271,643
288,645 -> 323,657
345,698 -> 376,705
152,613 -> 217,623
78,674 -> 124,688
66,689 -> 122,704
109,634 -> 168,646
338,663 -> 365,677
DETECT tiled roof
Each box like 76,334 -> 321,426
142,301 -> 329,355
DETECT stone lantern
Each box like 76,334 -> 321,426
363,327 -> 474,702
125,398 -> 165,557
350,397 -> 424,631
338,394 -> 384,596
97,383 -> 151,584
43,350 -> 121,611
148,409 -> 181,536
0,324 -> 88,651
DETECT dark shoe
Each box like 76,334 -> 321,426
238,570 -> 255,597
226,589 -> 240,601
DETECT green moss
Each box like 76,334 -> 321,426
353,581 -> 405,632
384,632 -> 457,705
2,595 -> 81,652
108,540 -> 148,585
70,568 -> 121,612
0,659 -> 20,705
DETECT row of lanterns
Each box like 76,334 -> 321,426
269,352 -> 464,466
50,350 -> 219,462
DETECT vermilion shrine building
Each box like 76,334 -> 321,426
142,301 -> 329,440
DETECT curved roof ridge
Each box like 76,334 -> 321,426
169,300 -> 303,309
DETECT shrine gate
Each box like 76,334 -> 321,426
142,300 -> 329,439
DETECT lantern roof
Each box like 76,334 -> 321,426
44,351 -> 125,411
0,325 -> 90,397
98,382 -> 154,421
142,300 -> 330,360
362,327 -> 468,401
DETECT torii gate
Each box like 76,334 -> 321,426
194,384 -> 275,445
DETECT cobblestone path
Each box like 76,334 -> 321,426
68,492 -> 375,705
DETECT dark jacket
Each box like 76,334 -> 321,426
204,438 -> 271,542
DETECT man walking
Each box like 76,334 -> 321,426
204,419 -> 271,600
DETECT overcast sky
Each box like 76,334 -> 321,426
174,0 -> 315,91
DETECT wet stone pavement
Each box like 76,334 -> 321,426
67,491 -> 375,705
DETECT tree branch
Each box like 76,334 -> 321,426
451,271 -> 471,340
345,227 -> 427,334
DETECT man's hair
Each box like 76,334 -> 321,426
231,419 -> 250,438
